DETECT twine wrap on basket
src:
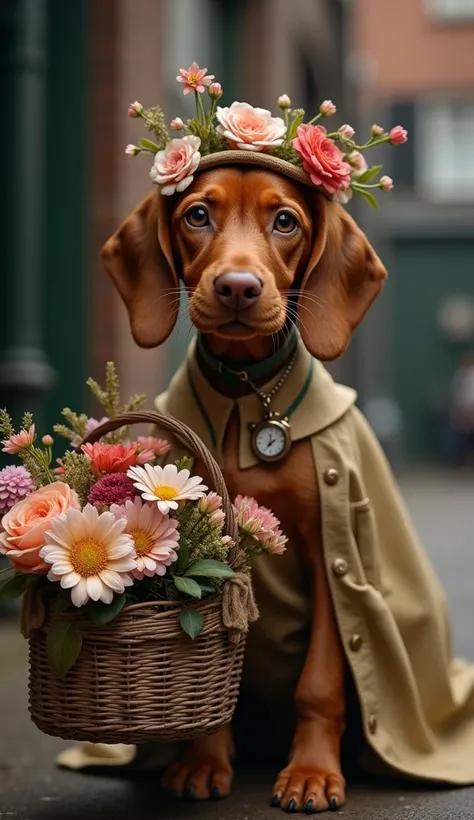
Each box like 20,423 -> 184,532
25,411 -> 259,744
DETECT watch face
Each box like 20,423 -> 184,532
254,422 -> 288,460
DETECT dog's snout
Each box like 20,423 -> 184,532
214,272 -> 262,311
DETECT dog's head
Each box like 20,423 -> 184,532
102,166 -> 387,360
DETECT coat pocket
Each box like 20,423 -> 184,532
351,499 -> 385,593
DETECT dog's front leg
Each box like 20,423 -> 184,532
272,546 -> 346,813
161,724 -> 234,800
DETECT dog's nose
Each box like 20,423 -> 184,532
214,272 -> 262,311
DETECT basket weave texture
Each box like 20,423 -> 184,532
26,411 -> 252,744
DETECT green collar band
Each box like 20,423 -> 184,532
196,326 -> 299,388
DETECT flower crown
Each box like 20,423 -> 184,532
126,61 -> 407,207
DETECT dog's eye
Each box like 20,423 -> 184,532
273,211 -> 298,234
184,206 -> 210,229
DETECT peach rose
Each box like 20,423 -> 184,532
292,124 -> 352,196
216,102 -> 286,152
0,482 -> 80,573
150,136 -> 201,196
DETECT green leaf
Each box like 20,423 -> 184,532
179,608 -> 204,640
174,576 -> 202,599
356,188 -> 379,209
53,589 -> 74,613
139,137 -> 159,153
46,619 -> 83,678
173,539 -> 189,575
198,581 -> 216,596
355,165 -> 382,184
0,572 -> 37,599
88,593 -> 127,625
185,559 -> 235,579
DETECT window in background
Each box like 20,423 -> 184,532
417,101 -> 474,202
427,0 -> 474,20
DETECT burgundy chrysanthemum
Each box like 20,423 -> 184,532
88,473 -> 136,508
0,465 -> 35,517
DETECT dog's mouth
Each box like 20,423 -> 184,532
217,321 -> 256,338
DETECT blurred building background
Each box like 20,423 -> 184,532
1,0 -> 474,465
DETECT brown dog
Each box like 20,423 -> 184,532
102,167 -> 387,812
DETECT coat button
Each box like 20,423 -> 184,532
332,558 -> 348,577
368,715 -> 378,734
324,468 -> 339,486
349,634 -> 363,652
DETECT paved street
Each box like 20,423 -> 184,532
1,469 -> 474,819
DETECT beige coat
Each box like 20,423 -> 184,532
154,337 -> 474,785
58,337 -> 474,781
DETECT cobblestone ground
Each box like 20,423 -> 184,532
1,468 -> 474,820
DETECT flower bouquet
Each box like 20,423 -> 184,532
0,365 -> 286,743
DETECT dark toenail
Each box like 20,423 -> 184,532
287,798 -> 297,812
305,798 -> 315,813
211,787 -> 221,800
271,794 -> 281,807
184,787 -> 194,800
329,797 -> 339,812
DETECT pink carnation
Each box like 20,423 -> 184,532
292,124 -> 351,195
0,466 -> 35,518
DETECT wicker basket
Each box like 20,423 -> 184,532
26,411 -> 253,745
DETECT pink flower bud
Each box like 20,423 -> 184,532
128,101 -> 143,118
278,94 -> 291,109
42,434 -> 53,446
380,175 -> 394,191
208,82 -> 223,99
320,100 -> 336,117
339,123 -> 355,139
347,151 -> 368,173
170,117 -> 184,131
372,124 -> 384,136
125,143 -> 140,156
389,125 -> 408,145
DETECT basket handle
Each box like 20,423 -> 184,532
78,411 -> 240,566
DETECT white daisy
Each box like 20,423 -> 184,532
39,504 -> 137,607
126,463 -> 208,515
110,497 -> 180,580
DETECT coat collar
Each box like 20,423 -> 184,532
155,334 -> 357,469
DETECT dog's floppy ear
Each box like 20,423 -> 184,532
298,198 -> 387,361
101,191 -> 179,348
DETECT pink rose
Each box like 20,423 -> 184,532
389,125 -> 408,145
372,124 -> 384,136
170,117 -> 184,131
0,482 -> 80,573
292,124 -> 352,195
216,102 -> 286,152
150,136 -> 201,196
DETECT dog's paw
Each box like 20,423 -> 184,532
271,765 -> 345,813
162,757 -> 233,801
